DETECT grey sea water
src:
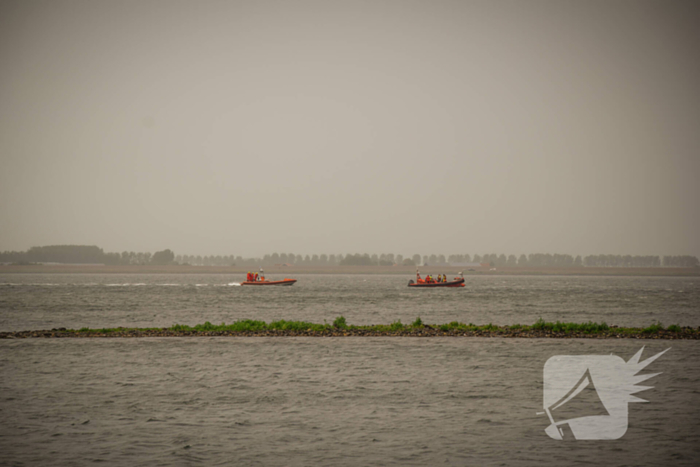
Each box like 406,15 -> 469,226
1,273 -> 699,330
1,274 -> 699,466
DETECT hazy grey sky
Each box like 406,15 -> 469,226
1,0 -> 698,258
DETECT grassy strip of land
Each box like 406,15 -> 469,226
1,318 -> 698,339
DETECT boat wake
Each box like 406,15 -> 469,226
228,282 -> 242,286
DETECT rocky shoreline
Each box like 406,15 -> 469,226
2,327 -> 698,339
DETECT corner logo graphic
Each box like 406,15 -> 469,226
540,347 -> 669,440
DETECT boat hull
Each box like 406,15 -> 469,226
408,278 -> 465,288
241,279 -> 297,286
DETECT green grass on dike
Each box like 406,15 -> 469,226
66,317 -> 694,335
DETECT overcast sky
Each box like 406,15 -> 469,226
1,0 -> 698,258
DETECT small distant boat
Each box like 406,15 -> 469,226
408,271 -> 465,288
241,278 -> 297,286
241,269 -> 296,286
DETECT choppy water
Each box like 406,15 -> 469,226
1,274 -> 699,465
1,338 -> 698,466
1,273 -> 699,331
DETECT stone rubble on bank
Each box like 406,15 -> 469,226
1,327 -> 698,340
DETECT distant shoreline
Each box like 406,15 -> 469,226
0,264 -> 698,276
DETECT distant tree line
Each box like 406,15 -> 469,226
1,246 -> 698,268
661,256 -> 700,268
0,245 -> 176,266
0,245 -> 107,264
582,254 -> 661,267
180,252 -> 697,268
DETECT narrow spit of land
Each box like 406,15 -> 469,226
2,319 -> 698,339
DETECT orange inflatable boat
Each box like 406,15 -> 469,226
241,278 -> 297,286
408,278 -> 465,287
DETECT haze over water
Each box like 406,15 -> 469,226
1,0 -> 699,258
2,0 -> 699,464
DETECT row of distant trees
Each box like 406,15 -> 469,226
660,256 -> 700,268
0,246 -> 698,268
105,249 -> 175,265
0,245 -> 175,266
335,253 -> 697,268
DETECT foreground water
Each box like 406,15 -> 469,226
1,338 -> 698,466
1,274 -> 699,465
1,273 -> 699,331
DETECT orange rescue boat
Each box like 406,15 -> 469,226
241,278 -> 297,286
408,271 -> 465,288
241,269 -> 296,286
